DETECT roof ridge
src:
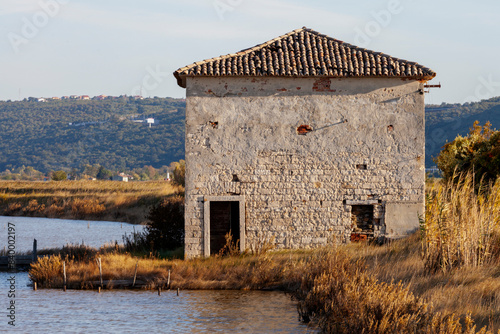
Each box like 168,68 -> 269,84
176,28 -> 308,75
174,27 -> 436,88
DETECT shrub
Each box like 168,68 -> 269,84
96,166 -> 112,180
29,255 -> 63,287
71,198 -> 106,218
4,202 -> 22,215
22,199 -> 45,215
436,121 -> 500,185
170,160 -> 185,187
145,195 -> 184,251
51,170 -> 67,181
293,249 -> 488,334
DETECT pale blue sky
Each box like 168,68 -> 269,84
1,0 -> 499,104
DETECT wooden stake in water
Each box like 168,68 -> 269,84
33,282 -> 37,291
132,262 -> 138,287
98,287 -> 101,293
167,270 -> 171,289
63,261 -> 67,292
97,257 -> 103,289
158,287 -> 161,296
32,239 -> 37,263
177,288 -> 179,296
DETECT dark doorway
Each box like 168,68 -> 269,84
351,205 -> 374,241
209,201 -> 240,255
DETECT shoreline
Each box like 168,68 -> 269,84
0,180 -> 183,224
28,235 -> 500,333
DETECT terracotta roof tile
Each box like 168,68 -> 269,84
174,27 -> 436,88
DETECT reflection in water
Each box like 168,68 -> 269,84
0,273 -> 315,333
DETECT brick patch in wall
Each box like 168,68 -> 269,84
312,78 -> 336,92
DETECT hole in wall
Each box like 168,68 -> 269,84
356,164 -> 367,170
387,125 -> 394,132
209,121 -> 218,129
232,174 -> 240,182
351,205 -> 374,242
297,125 -> 313,135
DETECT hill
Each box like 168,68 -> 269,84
425,96 -> 500,167
0,97 -> 185,172
1,96 -> 500,172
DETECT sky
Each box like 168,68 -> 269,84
1,0 -> 499,105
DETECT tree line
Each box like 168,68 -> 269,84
0,97 -> 185,173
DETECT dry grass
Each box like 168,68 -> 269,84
347,234 -> 500,332
0,180 -> 182,223
293,246 -> 494,334
29,240 -> 499,333
29,246 -> 307,290
423,173 -> 500,272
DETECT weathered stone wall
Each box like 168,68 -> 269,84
184,76 -> 425,258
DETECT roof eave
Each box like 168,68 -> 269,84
173,72 -> 186,88
173,72 -> 436,88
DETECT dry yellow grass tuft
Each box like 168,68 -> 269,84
423,173 -> 500,272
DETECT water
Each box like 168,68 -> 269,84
0,216 -> 145,252
0,217 -> 315,333
0,272 -> 313,333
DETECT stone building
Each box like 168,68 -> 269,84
174,27 -> 436,258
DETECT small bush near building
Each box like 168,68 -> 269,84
145,195 -> 184,251
124,195 -> 185,253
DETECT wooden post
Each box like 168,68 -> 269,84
177,288 -> 179,296
167,270 -> 171,289
32,239 -> 37,263
33,282 -> 37,291
158,287 -> 161,296
98,286 -> 101,293
63,261 -> 67,292
97,257 -> 103,289
132,262 -> 138,287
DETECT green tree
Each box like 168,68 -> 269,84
436,121 -> 499,185
96,166 -> 112,180
51,170 -> 67,181
170,160 -> 185,187
145,196 -> 185,250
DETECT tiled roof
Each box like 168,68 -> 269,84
174,27 -> 436,88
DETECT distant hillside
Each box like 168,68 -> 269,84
0,97 -> 185,172
1,96 -> 498,172
425,97 -> 500,167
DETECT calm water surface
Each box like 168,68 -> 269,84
0,217 -> 315,333
0,272 -> 313,333
0,216 -> 145,251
